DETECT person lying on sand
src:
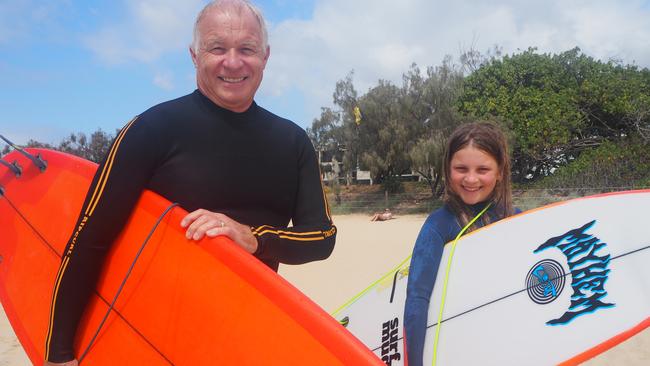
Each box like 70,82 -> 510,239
371,208 -> 394,221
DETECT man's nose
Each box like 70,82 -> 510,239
223,49 -> 243,68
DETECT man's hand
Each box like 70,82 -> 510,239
180,209 -> 258,254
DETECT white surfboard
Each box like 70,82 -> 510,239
333,190 -> 650,366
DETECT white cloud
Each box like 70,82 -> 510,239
258,0 -> 650,125
153,70 -> 175,90
84,0 -> 205,65
0,0 -> 70,43
77,0 -> 650,126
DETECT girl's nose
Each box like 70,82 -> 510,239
464,172 -> 479,184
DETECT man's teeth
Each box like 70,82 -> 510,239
222,77 -> 245,82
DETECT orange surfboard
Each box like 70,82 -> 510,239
0,148 -> 382,365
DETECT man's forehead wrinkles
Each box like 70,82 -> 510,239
202,33 -> 261,48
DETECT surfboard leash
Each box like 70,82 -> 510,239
331,254 -> 412,319
78,202 -> 179,365
431,203 -> 491,366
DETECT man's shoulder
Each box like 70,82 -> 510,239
140,92 -> 197,118
255,104 -> 304,134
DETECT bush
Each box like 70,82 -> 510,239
535,137 -> 650,189
381,175 -> 404,194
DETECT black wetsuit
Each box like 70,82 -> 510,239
45,90 -> 336,362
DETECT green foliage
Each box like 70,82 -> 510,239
458,47 -> 650,182
10,129 -> 115,163
357,79 -> 412,181
381,175 -> 405,194
319,60 -> 465,186
309,47 -> 649,193
409,133 -> 446,197
25,139 -> 54,149
535,137 -> 650,188
58,129 -> 114,163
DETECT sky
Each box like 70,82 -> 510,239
1,0 -> 650,145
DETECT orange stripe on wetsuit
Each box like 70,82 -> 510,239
44,117 -> 138,361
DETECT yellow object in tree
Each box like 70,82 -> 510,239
353,106 -> 362,125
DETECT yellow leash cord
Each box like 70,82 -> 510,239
432,203 -> 491,366
331,254 -> 412,318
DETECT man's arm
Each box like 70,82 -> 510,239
251,132 -> 336,264
45,117 -> 159,363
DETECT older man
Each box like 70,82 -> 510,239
45,1 -> 336,364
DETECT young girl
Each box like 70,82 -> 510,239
404,122 -> 519,366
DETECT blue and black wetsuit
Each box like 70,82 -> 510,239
404,203 -> 518,366
45,90 -> 336,362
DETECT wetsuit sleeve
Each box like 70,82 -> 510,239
251,132 -> 336,265
45,117 -> 160,362
404,216 -> 444,366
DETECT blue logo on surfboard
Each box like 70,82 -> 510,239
530,220 -> 615,325
526,259 -> 566,304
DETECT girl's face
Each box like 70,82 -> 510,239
449,144 -> 501,205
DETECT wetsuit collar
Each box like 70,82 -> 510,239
468,201 -> 493,215
193,89 -> 259,122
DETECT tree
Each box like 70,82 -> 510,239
403,59 -> 465,197
307,107 -> 346,183
332,71 -> 362,185
535,136 -> 650,189
357,80 -> 410,188
458,47 -> 650,182
25,139 -> 54,149
409,133 -> 446,197
315,58 -> 466,193
57,129 -> 112,163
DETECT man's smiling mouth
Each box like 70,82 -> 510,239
220,76 -> 246,83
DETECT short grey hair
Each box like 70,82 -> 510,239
191,0 -> 268,55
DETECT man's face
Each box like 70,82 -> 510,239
191,7 -> 269,112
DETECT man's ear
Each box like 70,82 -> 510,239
262,45 -> 270,65
189,46 -> 198,67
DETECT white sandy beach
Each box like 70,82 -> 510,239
1,214 -> 647,364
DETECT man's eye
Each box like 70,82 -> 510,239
209,47 -> 226,54
241,47 -> 256,55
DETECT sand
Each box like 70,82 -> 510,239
1,214 -> 647,364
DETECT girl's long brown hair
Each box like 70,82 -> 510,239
443,122 -> 515,231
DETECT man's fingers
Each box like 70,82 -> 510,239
191,219 -> 224,240
181,211 -> 256,254
206,226 -> 229,237
180,209 -> 210,228
185,215 -> 212,239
